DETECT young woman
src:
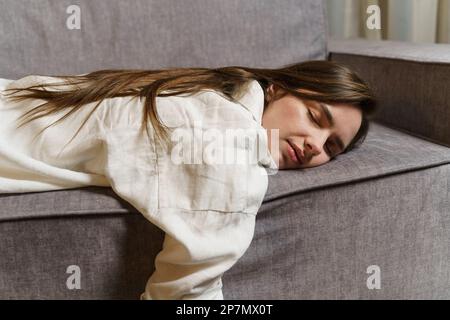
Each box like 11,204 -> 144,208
0,60 -> 377,299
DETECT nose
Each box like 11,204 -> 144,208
305,141 -> 322,158
304,134 -> 327,159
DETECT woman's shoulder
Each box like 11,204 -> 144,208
167,79 -> 266,125
5,75 -> 68,91
236,79 -> 265,124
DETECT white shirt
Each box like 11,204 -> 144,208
0,75 -> 278,299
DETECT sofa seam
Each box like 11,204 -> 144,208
264,161 -> 450,203
329,52 -> 450,67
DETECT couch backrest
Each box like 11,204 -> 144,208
0,0 -> 327,79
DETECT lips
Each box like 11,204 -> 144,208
287,139 -> 305,164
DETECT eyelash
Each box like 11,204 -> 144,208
307,108 -> 333,157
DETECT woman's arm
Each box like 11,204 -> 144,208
141,209 -> 255,300
102,125 -> 257,300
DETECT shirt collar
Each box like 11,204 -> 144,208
256,125 -> 279,175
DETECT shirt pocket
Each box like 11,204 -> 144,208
156,143 -> 249,213
104,126 -> 159,217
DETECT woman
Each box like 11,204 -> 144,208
0,60 -> 377,299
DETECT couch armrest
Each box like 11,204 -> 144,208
328,38 -> 450,147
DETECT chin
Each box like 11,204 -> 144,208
279,152 -> 292,170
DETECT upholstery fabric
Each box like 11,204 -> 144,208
1,123 -> 449,222
0,0 -> 327,79
226,163 -> 450,299
1,0 -> 449,299
1,122 -> 449,299
329,39 -> 450,147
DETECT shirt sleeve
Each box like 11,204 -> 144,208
102,124 -> 257,300
98,81 -> 267,300
140,209 -> 256,300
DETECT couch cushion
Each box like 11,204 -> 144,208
0,0 -> 327,79
1,122 -> 449,221
265,122 -> 450,201
225,162 -> 450,299
328,39 -> 450,148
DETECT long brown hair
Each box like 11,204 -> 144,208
3,60 -> 378,154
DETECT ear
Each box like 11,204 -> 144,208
266,84 -> 279,102
266,83 -> 286,103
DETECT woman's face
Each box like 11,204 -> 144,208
261,84 -> 363,170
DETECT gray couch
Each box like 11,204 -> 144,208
0,0 -> 449,299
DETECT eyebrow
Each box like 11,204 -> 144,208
318,102 -> 345,153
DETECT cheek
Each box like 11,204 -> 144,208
304,154 -> 330,168
263,100 -> 307,136
284,103 -> 302,118
281,106 -> 305,131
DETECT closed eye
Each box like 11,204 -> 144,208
307,108 -> 320,127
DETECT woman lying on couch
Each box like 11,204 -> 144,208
0,60 -> 377,299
